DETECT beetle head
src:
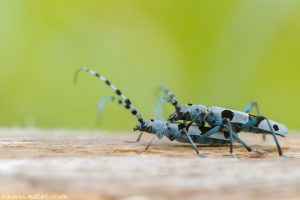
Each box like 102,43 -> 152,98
134,119 -> 153,133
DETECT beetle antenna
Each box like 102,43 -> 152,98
75,66 -> 144,124
158,86 -> 181,112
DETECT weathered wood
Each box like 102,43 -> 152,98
0,128 -> 299,200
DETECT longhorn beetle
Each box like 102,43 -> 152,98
156,86 -> 288,156
97,95 -> 253,147
74,67 -> 253,157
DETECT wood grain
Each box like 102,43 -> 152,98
0,128 -> 299,200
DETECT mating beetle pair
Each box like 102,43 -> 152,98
75,67 -> 288,157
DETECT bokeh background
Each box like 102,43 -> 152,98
0,0 -> 299,130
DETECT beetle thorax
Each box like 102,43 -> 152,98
134,120 -> 166,135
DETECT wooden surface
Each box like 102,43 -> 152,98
0,128 -> 300,200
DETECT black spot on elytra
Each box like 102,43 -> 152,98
115,89 -> 121,95
150,119 -> 154,122
221,110 -> 234,121
199,127 -> 212,135
273,124 -> 279,131
198,126 -> 206,133
255,116 -> 266,127
178,124 -> 186,130
235,125 -> 242,133
224,132 -> 230,139
125,104 -> 130,109
188,103 -> 193,106
105,80 -> 110,85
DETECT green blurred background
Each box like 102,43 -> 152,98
0,0 -> 299,130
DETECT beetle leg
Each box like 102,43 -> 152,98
124,132 -> 144,143
243,101 -> 266,141
241,116 -> 284,156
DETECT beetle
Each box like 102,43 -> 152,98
74,67 -> 252,157
155,86 -> 288,157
